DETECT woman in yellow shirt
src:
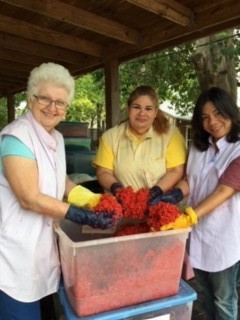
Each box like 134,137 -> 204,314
93,85 -> 187,205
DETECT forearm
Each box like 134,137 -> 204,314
174,178 -> 190,197
155,164 -> 185,192
28,193 -> 70,219
96,166 -> 119,192
193,184 -> 236,218
65,176 -> 76,197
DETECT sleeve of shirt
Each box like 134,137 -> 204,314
166,129 -> 187,168
92,136 -> 115,170
1,135 -> 35,159
219,156 -> 240,191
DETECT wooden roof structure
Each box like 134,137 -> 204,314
1,0 -> 240,126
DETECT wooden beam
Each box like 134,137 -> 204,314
127,0 -> 193,26
0,78 -> 24,85
0,59 -> 35,74
0,33 -> 101,69
1,0 -> 140,45
106,0 -> 240,61
0,48 -> 45,66
0,73 -> 26,83
0,64 -> 29,78
140,0 -> 240,49
0,48 -> 81,73
0,14 -> 103,57
1,85 -> 26,97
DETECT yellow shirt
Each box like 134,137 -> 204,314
93,122 -> 186,190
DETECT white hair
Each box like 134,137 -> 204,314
27,62 -> 75,102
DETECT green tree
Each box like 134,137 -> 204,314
119,43 -> 199,116
0,98 -> 7,130
67,70 -> 105,132
192,29 -> 239,100
0,92 -> 27,129
119,28 -> 239,115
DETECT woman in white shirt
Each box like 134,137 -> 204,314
0,62 -> 115,320
161,87 -> 240,320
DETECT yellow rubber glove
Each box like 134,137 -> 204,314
67,185 -> 101,209
160,207 -> 198,231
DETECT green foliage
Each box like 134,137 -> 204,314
119,43 -> 199,115
119,29 -> 239,115
0,93 -> 27,130
66,70 -> 105,128
0,98 -> 7,130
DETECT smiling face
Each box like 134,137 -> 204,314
202,101 -> 232,141
28,82 -> 69,132
128,95 -> 158,137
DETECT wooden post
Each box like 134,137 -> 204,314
104,59 -> 120,129
7,94 -> 15,123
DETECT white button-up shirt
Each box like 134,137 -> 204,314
187,136 -> 240,272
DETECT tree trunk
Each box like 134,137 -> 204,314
192,30 -> 237,101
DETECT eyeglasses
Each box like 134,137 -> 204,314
33,95 -> 69,110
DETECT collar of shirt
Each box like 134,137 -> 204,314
126,122 -> 153,143
208,135 -> 228,151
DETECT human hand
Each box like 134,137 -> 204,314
110,182 -> 124,196
160,207 -> 198,231
67,185 -> 101,209
156,188 -> 184,205
65,205 -> 117,229
110,182 -> 128,206
148,186 -> 163,206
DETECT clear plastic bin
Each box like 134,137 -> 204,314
55,220 -> 190,317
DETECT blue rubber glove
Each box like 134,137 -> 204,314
148,186 -> 163,206
157,188 -> 184,205
65,205 -> 115,229
110,182 -> 125,206
110,182 -> 123,196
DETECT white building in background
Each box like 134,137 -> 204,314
160,102 -> 192,148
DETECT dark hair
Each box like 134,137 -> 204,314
192,87 -> 240,151
127,85 -> 170,134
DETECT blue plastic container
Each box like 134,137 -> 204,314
58,279 -> 197,320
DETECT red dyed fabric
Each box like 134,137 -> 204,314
93,194 -> 123,220
115,186 -> 149,219
147,202 -> 181,230
93,187 -> 181,233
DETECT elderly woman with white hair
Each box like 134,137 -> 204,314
0,62 -> 115,320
